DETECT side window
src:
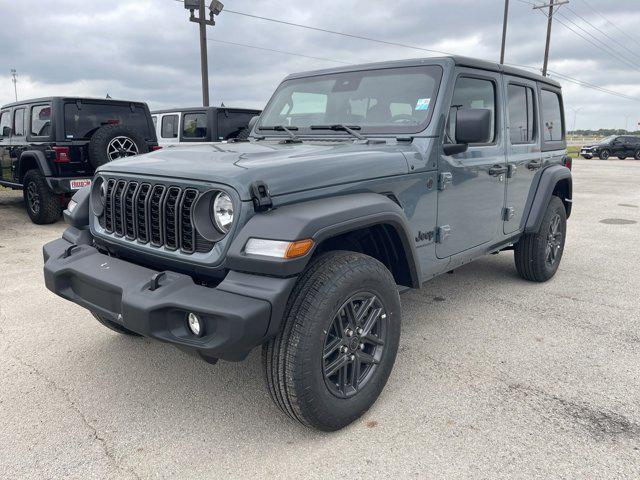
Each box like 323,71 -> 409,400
540,90 -> 563,142
152,116 -> 158,129
182,113 -> 207,139
447,77 -> 496,143
0,111 -> 10,137
161,115 -> 179,138
31,104 -> 52,137
507,84 -> 536,144
13,108 -> 25,136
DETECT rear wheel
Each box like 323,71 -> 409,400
92,313 -> 141,336
23,169 -> 62,224
599,149 -> 610,160
514,196 -> 567,282
262,251 -> 401,431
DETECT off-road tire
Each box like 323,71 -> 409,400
599,149 -> 610,160
514,195 -> 567,282
88,124 -> 148,169
262,251 -> 401,431
23,169 -> 62,224
92,313 -> 141,336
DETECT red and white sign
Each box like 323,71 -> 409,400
70,179 -> 92,190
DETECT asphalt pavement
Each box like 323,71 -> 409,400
1,159 -> 639,479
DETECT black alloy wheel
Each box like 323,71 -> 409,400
322,293 -> 387,399
599,149 -> 610,160
544,213 -> 563,268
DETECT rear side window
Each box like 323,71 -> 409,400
182,113 -> 207,139
13,108 -> 25,136
507,84 -> 536,144
541,90 -> 563,142
447,77 -> 496,143
161,115 -> 179,138
64,102 -> 152,140
152,115 -> 157,129
217,111 -> 255,140
31,104 -> 52,137
0,111 -> 10,137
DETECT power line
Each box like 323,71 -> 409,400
223,9 -> 451,56
564,5 -> 640,64
579,0 -> 640,49
207,38 -> 350,64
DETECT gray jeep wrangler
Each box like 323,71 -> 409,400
43,56 -> 572,431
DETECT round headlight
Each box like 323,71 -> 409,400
100,179 -> 108,205
212,191 -> 234,233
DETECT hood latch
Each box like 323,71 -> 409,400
251,181 -> 273,212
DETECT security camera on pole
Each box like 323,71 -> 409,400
183,0 -> 224,107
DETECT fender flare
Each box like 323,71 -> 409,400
18,150 -> 52,180
225,193 -> 421,287
524,165 -> 572,234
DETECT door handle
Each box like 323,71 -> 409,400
488,165 -> 508,176
527,160 -> 542,170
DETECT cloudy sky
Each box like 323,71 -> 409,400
1,0 -> 639,130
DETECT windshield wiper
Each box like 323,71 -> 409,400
258,125 -> 301,142
310,124 -> 367,141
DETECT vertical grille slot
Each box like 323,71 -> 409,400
104,179 -> 116,232
113,180 -> 127,236
135,183 -> 151,243
163,187 -> 182,250
148,185 -> 166,247
124,182 -> 138,239
179,189 -> 199,253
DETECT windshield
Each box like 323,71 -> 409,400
258,65 -> 443,135
598,135 -> 616,144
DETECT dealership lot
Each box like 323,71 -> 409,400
1,159 -> 639,479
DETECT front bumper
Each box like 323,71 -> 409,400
43,236 -> 296,362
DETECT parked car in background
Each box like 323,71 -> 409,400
0,97 -> 158,224
580,135 -> 640,160
151,106 -> 261,147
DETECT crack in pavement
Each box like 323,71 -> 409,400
7,353 -> 142,480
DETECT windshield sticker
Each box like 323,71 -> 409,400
415,98 -> 431,111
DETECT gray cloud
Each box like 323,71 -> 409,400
2,0 -> 640,129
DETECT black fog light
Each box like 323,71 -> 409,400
187,312 -> 204,337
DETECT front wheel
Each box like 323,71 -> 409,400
514,196 -> 567,282
634,150 -> 640,160
599,149 -> 610,160
262,251 -> 401,431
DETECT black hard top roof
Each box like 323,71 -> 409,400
284,55 -> 561,88
151,106 -> 262,115
2,96 -> 149,109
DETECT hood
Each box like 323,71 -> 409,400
97,141 -> 411,200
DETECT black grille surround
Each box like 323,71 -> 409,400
98,178 -> 214,254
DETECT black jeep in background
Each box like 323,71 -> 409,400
0,97 -> 158,224
580,135 -> 640,160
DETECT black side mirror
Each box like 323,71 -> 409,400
443,108 -> 492,156
1,126 -> 11,137
248,115 -> 260,132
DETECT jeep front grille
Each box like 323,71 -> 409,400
102,179 -> 213,254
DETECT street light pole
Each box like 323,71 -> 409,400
197,0 -> 210,107
10,69 -> 17,102
500,0 -> 509,64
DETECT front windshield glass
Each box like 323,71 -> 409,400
598,135 -> 616,144
258,65 -> 443,135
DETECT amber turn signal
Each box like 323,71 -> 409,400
284,239 -> 314,259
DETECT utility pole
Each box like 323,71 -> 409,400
500,0 -> 509,64
533,0 -> 569,76
10,69 -> 17,102
184,0 -> 224,107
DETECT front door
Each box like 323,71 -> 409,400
504,77 -> 541,234
436,71 -> 507,259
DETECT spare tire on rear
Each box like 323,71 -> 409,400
88,124 -> 148,169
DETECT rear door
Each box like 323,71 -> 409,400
0,109 -> 11,182
504,77 -> 541,234
10,106 -> 27,182
436,70 -> 507,258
